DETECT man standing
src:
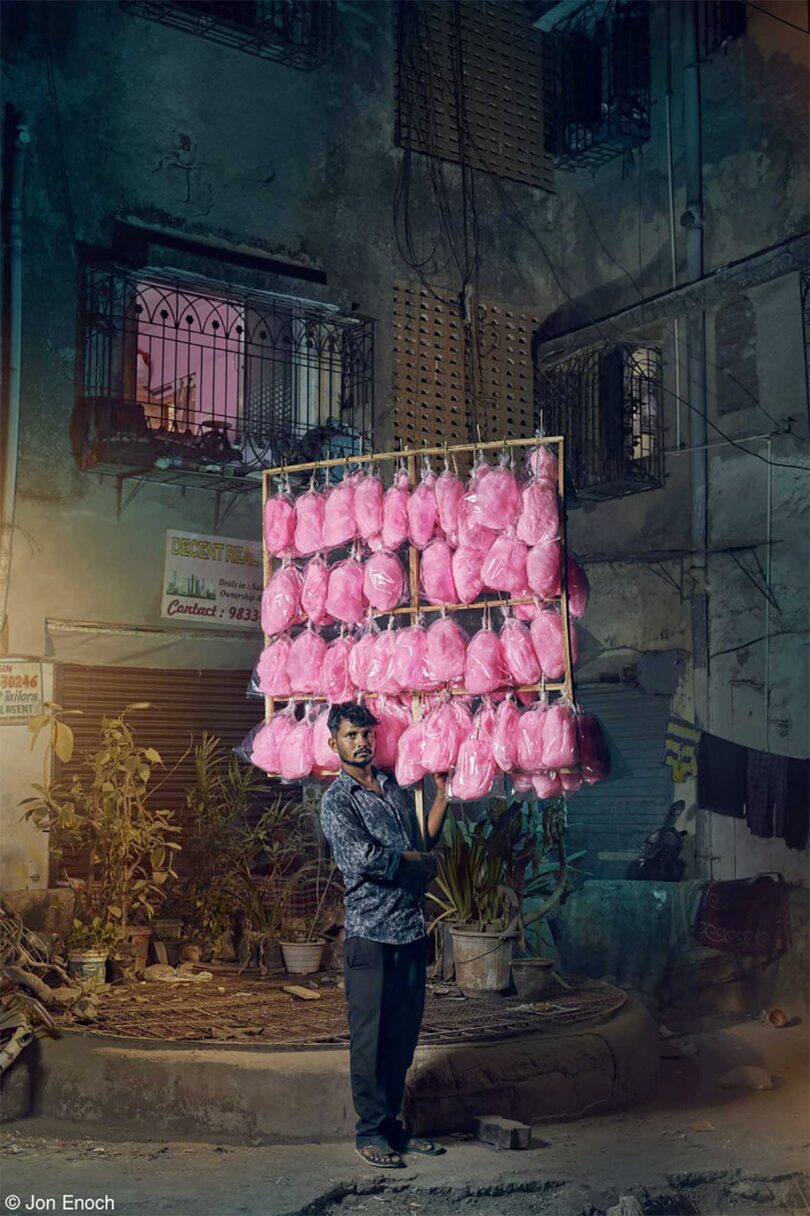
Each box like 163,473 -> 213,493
320,701 -> 449,1168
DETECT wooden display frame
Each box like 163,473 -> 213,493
260,436 -> 576,846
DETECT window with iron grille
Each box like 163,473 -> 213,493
536,343 -> 664,498
76,265 -> 374,476
119,0 -> 335,69
698,0 -> 746,57
547,0 -> 650,172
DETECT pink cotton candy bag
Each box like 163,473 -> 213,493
354,472 -> 384,541
255,637 -> 291,697
322,479 -> 357,550
473,460 -> 520,526
392,625 -> 435,692
492,698 -> 520,771
511,772 -> 535,795
421,539 -> 457,604
313,709 -> 340,772
532,771 -> 562,799
349,627 -> 377,691
301,555 -> 332,625
262,565 -> 303,636
280,715 -> 314,780
325,558 -> 365,624
367,627 -> 401,695
424,616 -> 467,685
500,617 -> 541,687
363,550 -> 405,612
516,704 -> 547,772
449,726 -> 497,801
457,492 -> 498,550
264,488 -> 295,556
526,444 -> 559,486
464,626 -> 510,695
395,720 -> 427,788
382,469 -> 410,550
566,555 -> 590,618
250,708 -> 296,773
577,713 -> 610,785
517,480 -> 560,546
530,610 -> 577,680
407,468 -> 438,548
481,531 -> 528,594
435,468 -> 465,544
294,488 -> 325,556
541,702 -> 579,769
373,697 -> 411,770
526,540 -> 562,599
421,702 -> 461,772
323,636 -> 355,702
452,546 -> 484,604
287,628 -> 328,694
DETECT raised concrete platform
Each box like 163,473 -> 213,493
3,996 -> 658,1142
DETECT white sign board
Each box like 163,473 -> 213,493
0,661 -> 43,723
161,531 -> 262,629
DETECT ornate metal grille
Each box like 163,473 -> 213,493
802,268 -> 810,419
119,0 -> 335,69
547,0 -> 650,172
698,0 -> 746,57
77,265 -> 374,476
536,343 -> 663,498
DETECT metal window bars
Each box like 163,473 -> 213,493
119,0 -> 336,70
536,343 -> 664,499
76,263 -> 374,487
698,0 -> 746,58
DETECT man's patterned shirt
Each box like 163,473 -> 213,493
320,767 -> 425,944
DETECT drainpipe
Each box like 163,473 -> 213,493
0,109 -> 30,644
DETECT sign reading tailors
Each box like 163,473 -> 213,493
161,531 -> 262,629
0,661 -> 43,723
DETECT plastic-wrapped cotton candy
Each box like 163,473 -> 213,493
541,702 -> 579,769
354,472 -> 384,542
392,625 -> 435,693
264,488 -> 295,556
325,558 -> 365,624
448,726 -> 497,801
561,771 -> 582,794
526,444 -> 559,486
452,546 -> 484,604
435,468 -> 465,545
280,715 -> 314,780
313,709 -> 340,772
322,479 -> 357,550
373,697 -> 411,770
407,469 -> 438,548
481,531 -> 528,594
449,698 -> 474,749
422,702 -> 462,773
421,539 -> 457,605
349,627 -> 377,691
457,493 -> 498,550
515,601 -> 540,622
532,770 -> 562,799
566,555 -> 590,618
577,713 -> 611,785
492,698 -> 520,771
395,720 -> 427,788
500,617 -> 541,687
367,627 -> 401,695
425,616 -> 467,685
475,700 -> 497,742
250,708 -> 296,774
530,610 -> 577,680
294,488 -> 325,556
516,704 -> 547,772
472,461 -> 520,527
363,550 -> 405,612
511,772 -> 535,795
323,636 -> 355,703
526,540 -> 562,599
516,480 -> 560,546
255,636 -> 291,697
464,626 -> 510,695
382,469 -> 410,550
287,628 -> 328,694
262,565 -> 302,636
301,555 -> 332,626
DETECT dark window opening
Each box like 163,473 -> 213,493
698,0 -> 746,57
537,342 -> 664,498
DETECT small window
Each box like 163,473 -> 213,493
537,342 -> 664,498
77,265 -> 374,474
714,295 -> 758,416
698,0 -> 746,57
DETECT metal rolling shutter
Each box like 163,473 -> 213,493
52,664 -> 291,882
567,687 -> 673,880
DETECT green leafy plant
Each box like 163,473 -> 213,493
22,702 -> 181,933
66,916 -> 122,953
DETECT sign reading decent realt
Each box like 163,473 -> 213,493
161,530 -> 262,628
0,661 -> 43,723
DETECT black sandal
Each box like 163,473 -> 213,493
355,1144 -> 406,1169
394,1136 -> 446,1157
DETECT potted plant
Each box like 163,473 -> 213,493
21,702 -> 182,965
279,851 -> 341,975
65,915 -> 121,983
429,798 -> 581,997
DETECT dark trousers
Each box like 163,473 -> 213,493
343,935 -> 427,1148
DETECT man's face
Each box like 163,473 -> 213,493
330,719 -> 376,767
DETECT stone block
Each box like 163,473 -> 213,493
4,888 -> 74,938
472,1114 -> 531,1150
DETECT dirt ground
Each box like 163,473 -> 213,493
1,1017 -> 808,1216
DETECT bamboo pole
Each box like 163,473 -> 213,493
260,681 -> 568,704
406,452 -> 427,849
556,436 -> 577,705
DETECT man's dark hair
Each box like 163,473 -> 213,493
327,701 -> 379,737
